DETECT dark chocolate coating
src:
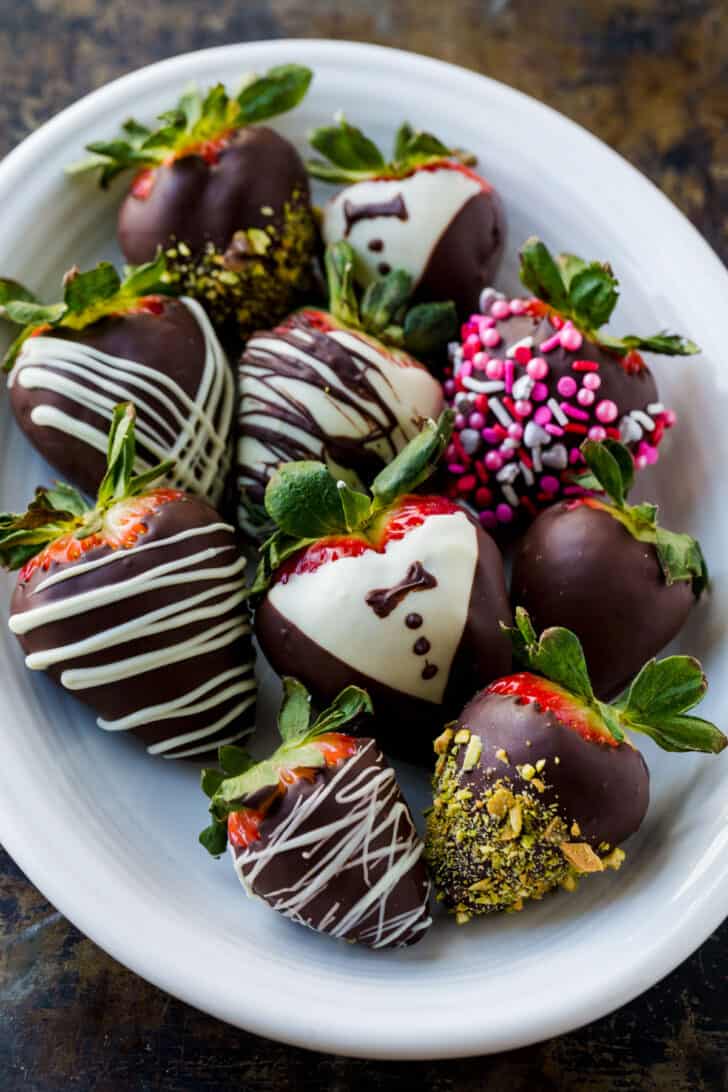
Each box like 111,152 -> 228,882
119,127 -> 310,263
9,298 -> 216,497
457,689 -> 650,848
417,189 -> 505,319
511,502 -> 697,698
254,516 -> 513,764
11,496 -> 256,758
231,739 -> 431,948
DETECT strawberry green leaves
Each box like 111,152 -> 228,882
0,255 -> 173,370
518,237 -> 700,358
505,608 -> 726,754
96,403 -> 174,509
324,242 -> 457,357
199,680 -> 373,856
252,413 -> 454,595
68,66 -> 313,186
0,483 -> 91,570
308,117 -> 466,184
578,439 -> 708,594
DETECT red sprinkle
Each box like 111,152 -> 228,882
564,423 -> 588,434
571,359 -> 600,372
514,346 -> 533,365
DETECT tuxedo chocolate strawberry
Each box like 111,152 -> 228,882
426,609 -> 725,921
251,415 -> 512,763
0,257 -> 234,503
200,679 -> 432,948
238,241 -> 452,535
1,404 -> 256,760
512,439 -> 708,698
69,67 -> 317,333
309,118 -> 504,319
444,237 -> 698,535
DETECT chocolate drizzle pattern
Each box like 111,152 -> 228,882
365,561 -> 438,618
9,501 -> 256,759
231,739 -> 432,948
237,310 -> 443,531
9,297 -> 234,506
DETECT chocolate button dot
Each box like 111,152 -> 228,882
422,662 -> 438,680
413,637 -> 431,656
405,612 -> 423,629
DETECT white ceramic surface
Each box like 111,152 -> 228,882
0,40 -> 727,1061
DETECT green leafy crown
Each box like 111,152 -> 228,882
576,439 -> 707,595
505,608 -> 726,755
0,254 -> 172,371
199,678 -> 373,856
67,65 -> 313,187
519,237 -> 700,359
307,116 -> 476,184
323,241 -> 457,357
0,403 -> 174,571
251,411 -> 453,596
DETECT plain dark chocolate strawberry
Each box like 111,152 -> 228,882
511,439 -> 707,698
426,609 -> 725,921
69,67 -> 318,334
444,237 -> 698,536
309,118 -> 504,319
0,258 -> 234,503
1,403 -> 256,760
200,678 -> 432,949
238,241 -> 452,535
251,414 -> 512,763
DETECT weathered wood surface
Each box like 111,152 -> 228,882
1,1 -> 727,1088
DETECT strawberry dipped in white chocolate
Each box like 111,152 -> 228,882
309,118 -> 504,320
252,415 -> 512,763
200,680 -> 432,949
238,242 -> 450,535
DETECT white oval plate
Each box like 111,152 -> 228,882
1,40 -> 727,1060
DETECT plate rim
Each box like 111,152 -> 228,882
1,37 -> 727,1060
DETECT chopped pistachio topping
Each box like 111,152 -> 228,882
163,192 -> 316,334
426,741 -> 627,918
462,735 -> 482,772
495,748 -> 509,765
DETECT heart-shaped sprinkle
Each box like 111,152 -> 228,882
541,444 -> 568,469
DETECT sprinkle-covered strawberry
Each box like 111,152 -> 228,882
252,415 -> 512,763
444,238 -> 698,535
512,439 -> 708,698
426,609 -> 726,921
200,678 -> 432,949
309,117 -> 504,319
69,67 -> 318,334
1,404 -> 256,760
238,241 -> 453,535
0,257 -> 233,504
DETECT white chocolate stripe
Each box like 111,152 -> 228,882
10,297 -> 233,505
233,740 -> 431,948
9,547 -> 244,634
61,615 -> 248,690
149,694 -> 257,756
99,666 -> 256,732
34,522 -> 235,593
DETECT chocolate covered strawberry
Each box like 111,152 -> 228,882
252,415 -> 512,763
238,241 -> 452,535
1,404 -> 256,760
0,257 -> 233,503
309,118 -> 504,319
512,439 -> 707,698
444,237 -> 698,535
69,67 -> 317,333
200,678 -> 432,949
426,609 -> 725,921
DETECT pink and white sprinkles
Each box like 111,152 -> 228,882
443,289 -> 676,529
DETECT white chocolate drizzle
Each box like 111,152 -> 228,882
232,740 -> 431,948
9,297 -> 234,506
9,521 -> 255,758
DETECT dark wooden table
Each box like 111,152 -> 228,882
1,2 -> 727,1088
